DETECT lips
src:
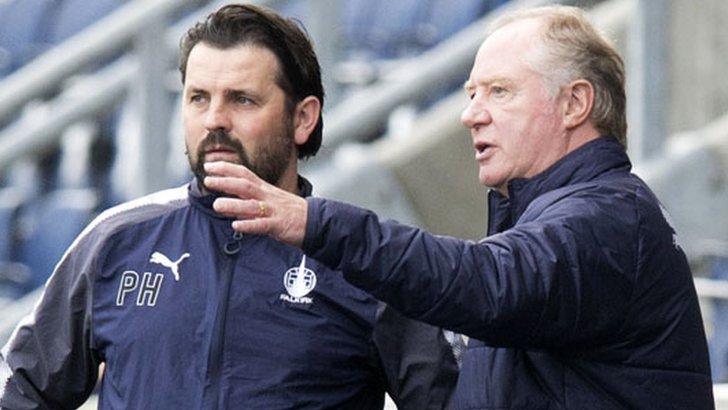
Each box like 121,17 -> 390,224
473,141 -> 495,160
205,148 -> 235,155
203,145 -> 239,162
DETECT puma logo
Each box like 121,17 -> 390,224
149,251 -> 190,282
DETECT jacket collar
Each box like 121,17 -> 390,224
188,175 -> 314,219
487,136 -> 631,234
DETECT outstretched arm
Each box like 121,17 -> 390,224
204,161 -> 634,347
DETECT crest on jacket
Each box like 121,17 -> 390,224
280,255 -> 316,304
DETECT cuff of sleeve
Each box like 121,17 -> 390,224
302,197 -> 326,255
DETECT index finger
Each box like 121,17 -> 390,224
204,162 -> 260,181
204,175 -> 264,200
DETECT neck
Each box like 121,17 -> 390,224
276,155 -> 300,194
496,126 -> 600,198
564,125 -> 601,156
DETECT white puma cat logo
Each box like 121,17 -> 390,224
149,251 -> 190,281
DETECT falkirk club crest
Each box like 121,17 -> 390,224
281,255 -> 316,304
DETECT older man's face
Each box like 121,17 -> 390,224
461,19 -> 569,195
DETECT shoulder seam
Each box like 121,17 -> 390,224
70,185 -> 188,257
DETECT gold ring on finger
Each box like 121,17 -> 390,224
257,201 -> 268,217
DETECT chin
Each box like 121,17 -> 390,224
478,173 -> 496,188
478,175 -> 506,191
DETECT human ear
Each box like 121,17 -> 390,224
563,79 -> 594,129
293,96 -> 321,146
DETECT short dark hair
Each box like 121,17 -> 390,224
179,3 -> 324,159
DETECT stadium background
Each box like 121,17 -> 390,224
0,0 -> 727,407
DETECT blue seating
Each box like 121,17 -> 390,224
0,189 -> 32,298
0,0 -> 61,76
48,0 -> 125,43
340,0 -> 507,60
340,0 -> 377,53
0,189 -> 24,262
365,0 -> 427,58
418,0 -> 489,47
339,0 -> 428,59
17,189 -> 97,289
0,47 -> 12,78
277,0 -> 306,20
709,257 -> 728,382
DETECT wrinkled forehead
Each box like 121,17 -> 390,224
469,18 -> 550,80
481,17 -> 546,57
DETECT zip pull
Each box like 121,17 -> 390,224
223,231 -> 244,255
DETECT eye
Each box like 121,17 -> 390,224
189,93 -> 207,104
236,95 -> 254,105
491,86 -> 507,96
230,92 -> 256,106
489,85 -> 512,101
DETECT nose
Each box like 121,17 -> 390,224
460,98 -> 491,130
203,100 -> 232,132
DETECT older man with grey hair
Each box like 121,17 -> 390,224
205,5 -> 713,409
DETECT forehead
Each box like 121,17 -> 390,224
469,18 -> 545,83
184,42 -> 280,88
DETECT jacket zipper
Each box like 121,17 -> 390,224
202,230 -> 243,408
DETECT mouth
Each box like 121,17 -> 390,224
206,147 -> 235,154
474,141 -> 494,160
203,145 -> 239,162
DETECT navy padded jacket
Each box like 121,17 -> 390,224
303,137 -> 713,409
0,178 -> 458,409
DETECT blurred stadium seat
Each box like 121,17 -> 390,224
48,0 -> 127,43
17,189 -> 97,289
0,0 -> 61,76
0,188 -> 25,262
340,0 -> 377,55
366,0 -> 426,58
0,188 -> 32,299
418,0 -> 494,48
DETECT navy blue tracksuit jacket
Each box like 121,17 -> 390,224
302,137 -> 714,409
0,179 -> 457,409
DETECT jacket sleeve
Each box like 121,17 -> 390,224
372,303 -> 458,410
0,232 -> 100,409
303,196 -> 637,349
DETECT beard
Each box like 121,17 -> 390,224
188,121 -> 294,189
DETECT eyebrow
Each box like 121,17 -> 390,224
463,77 -> 513,92
224,89 -> 259,99
184,86 -> 208,96
184,87 -> 261,101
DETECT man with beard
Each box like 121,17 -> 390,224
0,4 -> 457,409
